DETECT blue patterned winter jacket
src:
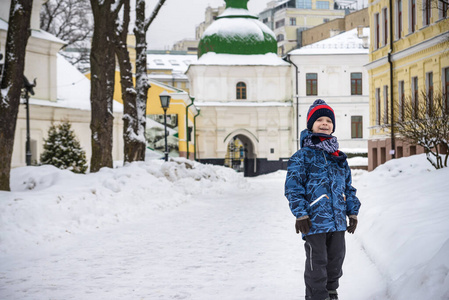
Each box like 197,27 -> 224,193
284,130 -> 361,238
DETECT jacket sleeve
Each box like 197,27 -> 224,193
284,151 -> 309,219
344,164 -> 361,216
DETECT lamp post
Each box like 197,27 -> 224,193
22,76 -> 36,166
159,91 -> 171,161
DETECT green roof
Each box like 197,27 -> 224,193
198,0 -> 277,57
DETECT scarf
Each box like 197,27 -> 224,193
302,132 -> 340,156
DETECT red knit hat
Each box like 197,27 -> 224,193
307,99 -> 335,133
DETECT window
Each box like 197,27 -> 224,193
289,17 -> 296,26
169,60 -> 179,66
445,67 -> 449,113
275,19 -> 285,28
410,0 -> 416,33
277,34 -> 285,42
351,73 -> 363,95
154,59 -> 164,65
382,7 -> 388,46
323,18 -> 330,23
263,18 -> 269,24
296,0 -> 312,9
376,88 -> 381,125
423,0 -> 431,26
426,72 -> 434,114
398,80 -> 405,120
397,0 -> 402,39
383,85 -> 389,124
306,73 -> 318,96
412,76 -> 419,118
374,13 -> 380,49
439,0 -> 448,19
351,116 -> 363,138
236,82 -> 247,99
316,1 -> 329,9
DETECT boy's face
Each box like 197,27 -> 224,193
312,116 -> 333,135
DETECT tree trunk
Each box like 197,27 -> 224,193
89,0 -> 116,172
133,0 -> 152,162
0,0 -> 33,191
114,0 -> 146,163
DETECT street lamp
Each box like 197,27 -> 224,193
159,90 -> 171,161
22,76 -> 36,166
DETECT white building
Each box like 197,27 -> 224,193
0,0 -> 124,169
287,27 -> 370,154
187,0 -> 293,176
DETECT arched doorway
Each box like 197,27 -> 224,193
224,133 -> 256,176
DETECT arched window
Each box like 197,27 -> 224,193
236,82 -> 247,99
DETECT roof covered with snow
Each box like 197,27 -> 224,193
30,54 -> 123,113
0,18 -> 66,45
146,54 -> 198,73
198,1 -> 277,57
289,27 -> 370,55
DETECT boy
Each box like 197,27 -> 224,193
284,99 -> 361,300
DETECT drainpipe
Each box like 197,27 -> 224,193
388,0 -> 396,159
193,107 -> 201,161
186,96 -> 194,159
283,54 -> 300,151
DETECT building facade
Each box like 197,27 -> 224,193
0,0 -> 124,169
288,27 -> 370,154
365,0 -> 449,170
187,0 -> 293,176
258,0 -> 351,55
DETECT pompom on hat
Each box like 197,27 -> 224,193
307,99 -> 335,133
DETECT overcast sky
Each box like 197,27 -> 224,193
144,0 -> 273,50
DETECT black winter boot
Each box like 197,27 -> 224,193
328,290 -> 338,300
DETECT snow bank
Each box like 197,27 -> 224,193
0,158 -> 244,254
354,154 -> 449,300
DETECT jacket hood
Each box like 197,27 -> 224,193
300,129 -> 311,148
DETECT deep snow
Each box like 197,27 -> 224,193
0,154 -> 448,299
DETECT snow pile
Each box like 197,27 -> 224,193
354,154 -> 449,300
1,154 -> 448,299
0,158 -> 244,254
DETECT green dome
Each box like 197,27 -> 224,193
198,0 -> 277,58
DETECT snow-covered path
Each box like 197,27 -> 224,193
0,172 -> 384,300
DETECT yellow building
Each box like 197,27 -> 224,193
113,75 -> 199,160
366,0 -> 449,170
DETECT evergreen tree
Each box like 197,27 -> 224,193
40,122 -> 88,174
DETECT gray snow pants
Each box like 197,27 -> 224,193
304,231 -> 346,300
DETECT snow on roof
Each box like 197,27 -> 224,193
146,54 -> 198,73
192,52 -> 290,66
1,18 -> 65,45
289,27 -> 370,55
30,54 -> 123,113
0,18 -> 7,31
31,29 -> 66,45
218,8 -> 257,18
202,17 -> 275,40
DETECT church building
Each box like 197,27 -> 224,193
187,0 -> 294,176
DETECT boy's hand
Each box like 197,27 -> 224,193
296,217 -> 312,234
347,215 -> 358,234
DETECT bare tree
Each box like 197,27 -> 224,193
395,91 -> 449,169
40,0 -> 93,71
89,0 -> 123,172
0,0 -> 33,191
112,0 -> 167,163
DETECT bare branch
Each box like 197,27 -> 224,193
144,0 -> 167,32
